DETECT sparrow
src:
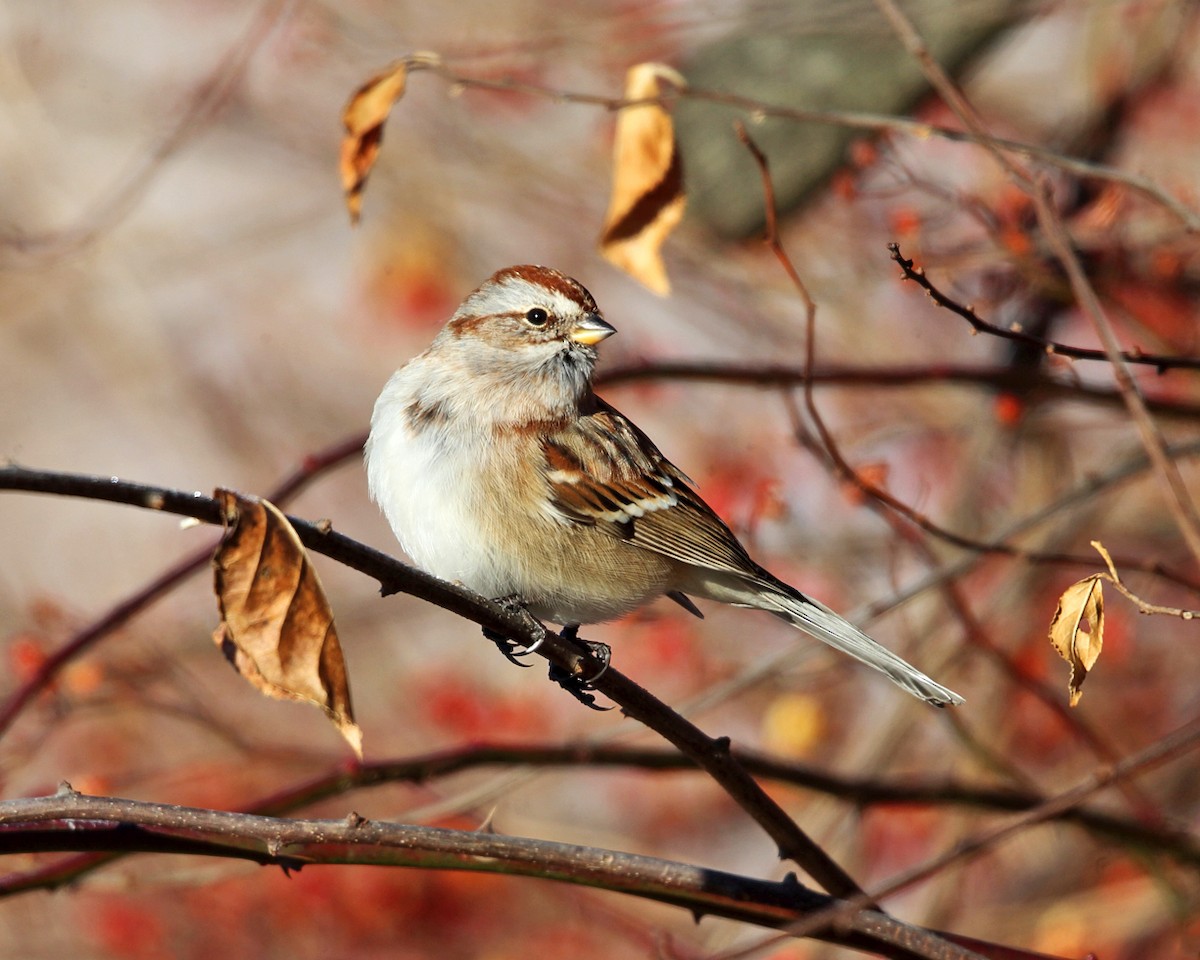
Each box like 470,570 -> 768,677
366,265 -> 963,706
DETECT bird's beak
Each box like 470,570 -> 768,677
570,313 -> 617,345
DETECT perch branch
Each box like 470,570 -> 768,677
0,466 -> 868,903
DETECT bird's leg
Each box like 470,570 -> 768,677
482,595 -> 545,667
548,624 -> 612,711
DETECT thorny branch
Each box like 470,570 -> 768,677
887,243 -> 1200,373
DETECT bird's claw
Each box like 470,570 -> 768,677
483,596 -> 549,665
484,606 -> 611,709
548,637 -> 612,710
482,627 -> 535,667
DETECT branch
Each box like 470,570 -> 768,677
1034,182 -> 1200,569
0,432 -> 366,740
0,788 -> 989,960
241,743 -> 1200,871
1091,541 -> 1200,620
754,709 -> 1200,948
2,0 -> 296,261
394,55 -> 1200,232
870,0 -> 1200,569
597,360 -> 1200,420
888,243 -> 1200,373
0,788 -> 898,955
0,466 -> 866,903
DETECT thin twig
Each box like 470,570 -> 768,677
597,359 -> 1200,420
870,0 -> 1200,570
398,55 -> 1200,232
1,0 -> 297,261
768,709 -> 1200,945
776,386 -> 1162,824
1090,541 -> 1200,620
887,243 -> 1200,373
737,119 -> 1165,821
1034,185 -> 1200,568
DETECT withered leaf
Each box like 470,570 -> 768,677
1048,575 -> 1105,707
213,489 -> 362,757
340,61 -> 408,225
599,63 -> 687,295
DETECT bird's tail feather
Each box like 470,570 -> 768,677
758,581 -> 963,706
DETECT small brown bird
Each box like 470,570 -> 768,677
366,265 -> 962,706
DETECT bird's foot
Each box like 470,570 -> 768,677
549,629 -> 612,711
483,596 -> 546,667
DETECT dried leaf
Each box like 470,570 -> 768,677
212,489 -> 362,757
1048,575 -> 1105,707
340,61 -> 408,224
599,63 -> 687,295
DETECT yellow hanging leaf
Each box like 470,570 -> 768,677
212,489 -> 362,757
1048,575 -> 1105,707
340,61 -> 409,224
599,63 -> 687,295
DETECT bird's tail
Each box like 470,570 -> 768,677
755,577 -> 963,706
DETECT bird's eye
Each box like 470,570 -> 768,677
524,308 -> 549,327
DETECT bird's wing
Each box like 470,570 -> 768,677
540,398 -> 756,575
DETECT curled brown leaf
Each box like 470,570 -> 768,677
212,489 -> 362,757
1048,575 -> 1105,707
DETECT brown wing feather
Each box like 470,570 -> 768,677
541,399 -> 756,576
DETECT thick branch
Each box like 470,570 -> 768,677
244,743 -> 1200,870
0,789 -> 979,960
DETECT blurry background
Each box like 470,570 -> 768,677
1,0 -> 1199,957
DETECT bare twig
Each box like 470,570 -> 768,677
870,0 -> 1200,569
2,0 -> 297,261
597,359 -> 1200,420
768,709 -> 1200,945
1034,185 -> 1200,568
775,388 -> 1163,823
737,119 -> 1166,821
887,243 -> 1200,373
390,55 -> 1200,232
1090,540 -> 1200,620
